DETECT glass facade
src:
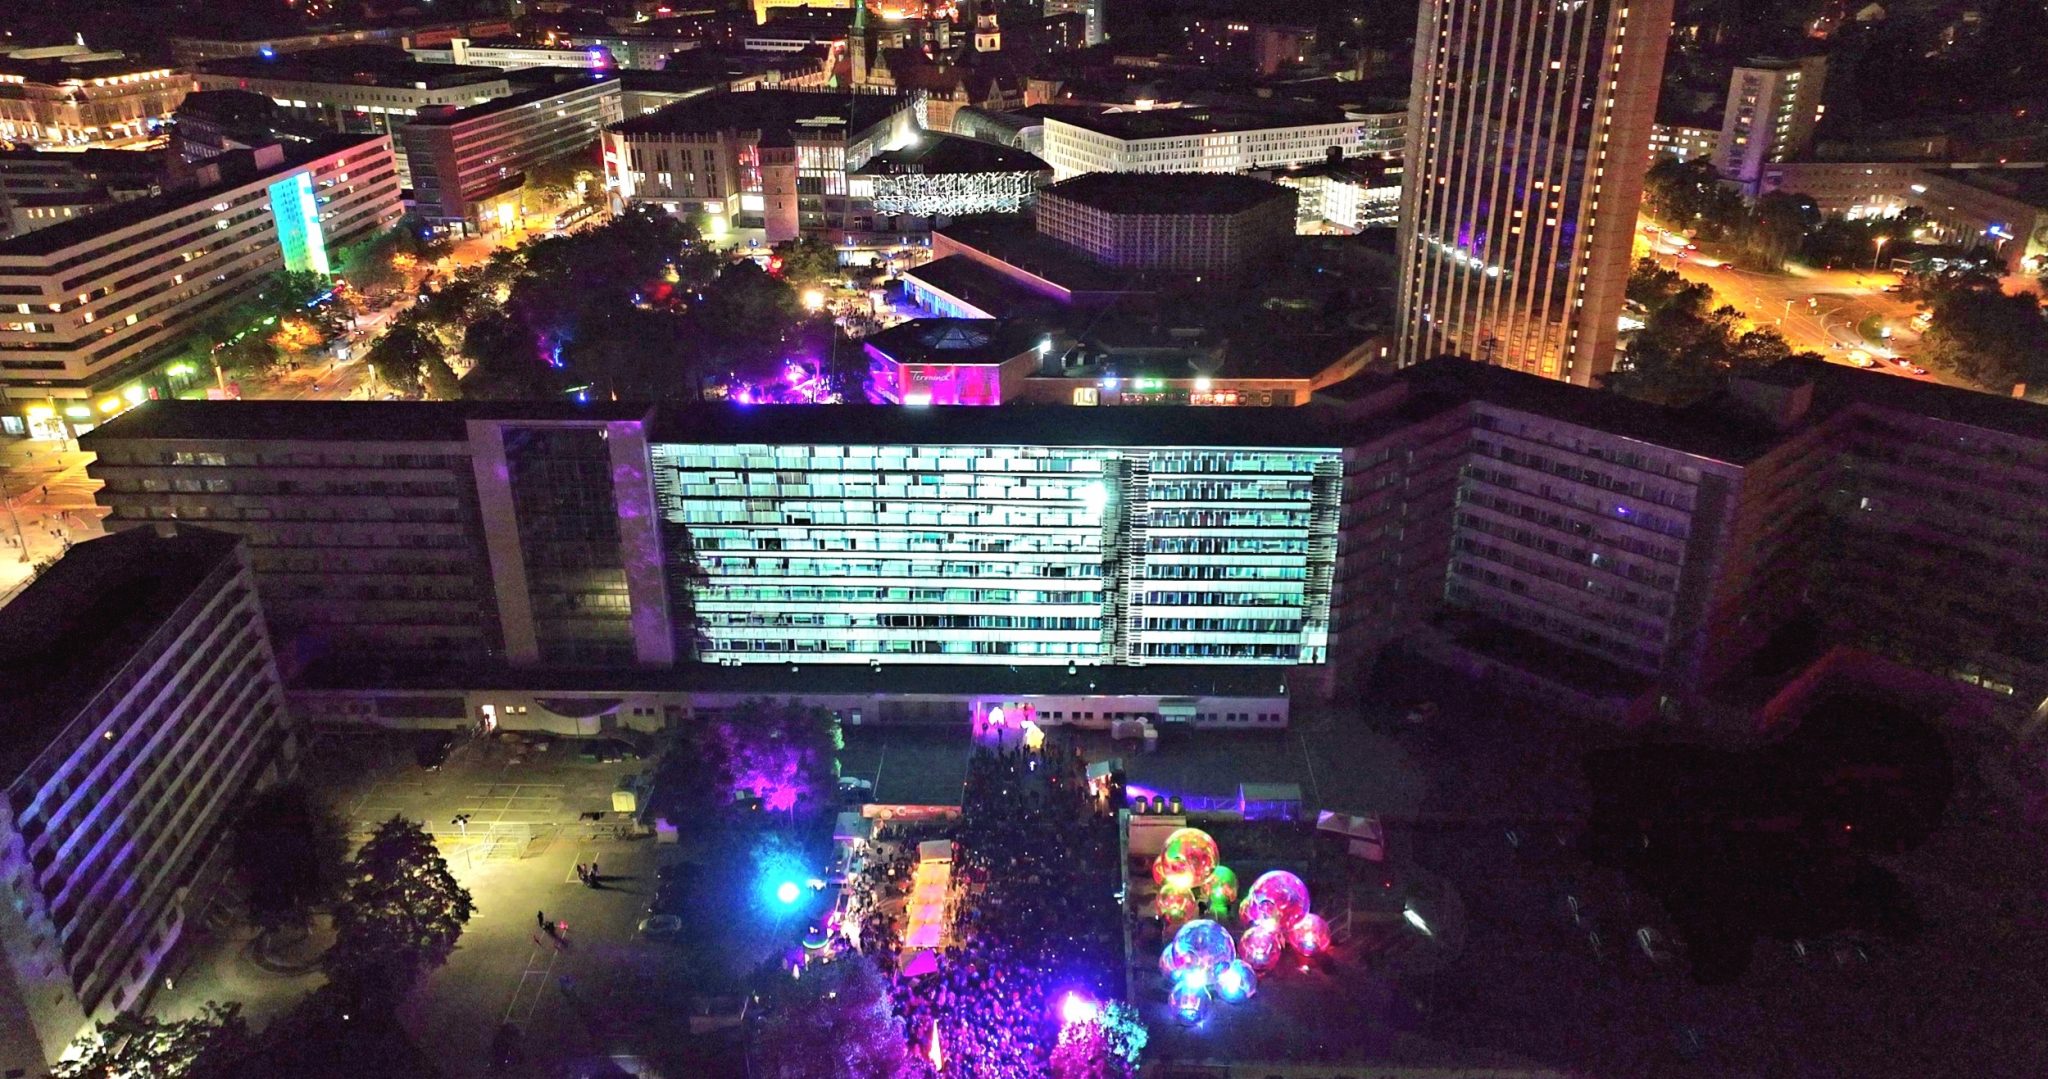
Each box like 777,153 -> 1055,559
651,441 -> 1340,665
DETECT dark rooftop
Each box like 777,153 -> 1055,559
0,54 -> 174,84
1042,171 -> 1294,215
0,147 -> 166,178
859,131 -> 1049,176
0,134 -> 385,260
862,318 -> 1047,367
83,399 -> 655,444
902,254 -> 1070,320
611,89 -> 910,137
404,70 -> 617,126
0,526 -> 246,779
1045,101 -> 1352,141
936,217 -> 1159,294
195,45 -> 508,89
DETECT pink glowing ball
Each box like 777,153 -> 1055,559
1154,828 -> 1220,892
1238,919 -> 1284,972
1240,870 -> 1310,928
1288,912 -> 1331,956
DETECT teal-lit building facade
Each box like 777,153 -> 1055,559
651,415 -> 1342,666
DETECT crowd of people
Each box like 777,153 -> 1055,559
847,738 -> 1124,1076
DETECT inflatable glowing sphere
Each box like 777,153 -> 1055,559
1204,865 -> 1240,907
1289,912 -> 1332,956
1172,919 -> 1237,975
1238,919 -> 1284,972
1214,958 -> 1257,1002
1150,858 -> 1171,889
1240,870 -> 1310,927
1155,828 -> 1220,891
1169,981 -> 1210,1024
1156,888 -> 1199,925
1206,889 -> 1234,921
1158,937 -> 1195,978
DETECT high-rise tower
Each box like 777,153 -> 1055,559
1393,0 -> 1673,386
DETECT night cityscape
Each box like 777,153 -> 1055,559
0,0 -> 2044,1074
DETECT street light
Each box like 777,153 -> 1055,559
1872,235 -> 1889,273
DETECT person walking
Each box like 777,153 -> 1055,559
538,910 -> 547,930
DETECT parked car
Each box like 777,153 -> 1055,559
1845,350 -> 1876,368
838,776 -> 876,804
415,730 -> 457,771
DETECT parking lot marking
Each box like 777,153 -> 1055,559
502,943 -> 560,1027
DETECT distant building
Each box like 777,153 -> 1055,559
408,38 -> 618,73
617,48 -> 836,117
1043,0 -> 1105,47
401,74 -> 623,232
193,47 -> 512,186
1395,0 -> 1673,386
1034,172 -> 1297,274
1040,102 -> 1362,181
168,89 -> 329,164
1716,55 -> 1828,190
858,131 -> 1050,224
0,136 -> 402,439
0,149 -> 164,242
603,90 -> 918,243
569,29 -> 709,71
0,44 -> 187,148
1261,155 -> 1402,233
0,525 -> 294,1076
1648,120 -> 1719,165
1759,161 -> 2048,273
169,19 -> 519,66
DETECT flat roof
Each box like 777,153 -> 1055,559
0,526 -> 246,779
0,134 -> 385,260
196,45 -> 508,89
859,131 -> 1048,176
903,254 -> 1067,319
936,217 -> 1158,294
1042,171 -> 1294,215
82,398 -> 655,444
611,89 -> 910,137
404,71 -> 617,126
1046,102 -> 1353,141
647,402 -> 1348,448
863,318 -> 1046,366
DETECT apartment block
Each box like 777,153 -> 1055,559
83,404 -> 504,670
1395,0 -> 1674,385
193,47 -> 512,187
1648,120 -> 1719,165
0,526 -> 294,1075
1758,161 -> 2048,274
0,135 -> 402,440
1715,55 -> 1827,190
401,74 -> 623,231
0,149 -> 164,243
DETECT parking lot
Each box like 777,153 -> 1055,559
301,732 -> 707,1078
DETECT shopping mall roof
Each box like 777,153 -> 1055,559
863,318 -> 1047,367
611,89 -> 911,137
1042,171 -> 1295,216
859,132 -> 1049,176
195,45 -> 508,89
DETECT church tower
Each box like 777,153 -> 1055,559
850,0 -> 869,87
973,0 -> 1001,52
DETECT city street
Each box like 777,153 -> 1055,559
1638,219 -> 1954,384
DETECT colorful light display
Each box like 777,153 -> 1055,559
1237,918 -> 1284,971
1156,828 -> 1221,892
1288,912 -> 1331,957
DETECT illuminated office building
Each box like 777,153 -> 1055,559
1394,0 -> 1672,385
652,409 -> 1342,665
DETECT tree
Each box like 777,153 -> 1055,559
1920,286 -> 2048,391
51,1001 -> 250,1079
697,259 -> 804,362
753,953 -> 913,1079
326,816 -> 474,995
232,784 -> 349,930
365,321 -> 439,398
1732,191 -> 1819,272
771,235 -> 843,288
1643,156 -> 1745,239
1606,264 -> 1815,405
714,699 -> 842,817
268,316 -> 326,358
421,352 -> 462,400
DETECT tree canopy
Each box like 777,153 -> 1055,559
326,816 -> 474,995
1919,281 -> 2048,393
232,783 -> 349,929
1605,258 -> 1813,405
50,1001 -> 250,1079
753,953 -> 914,1079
